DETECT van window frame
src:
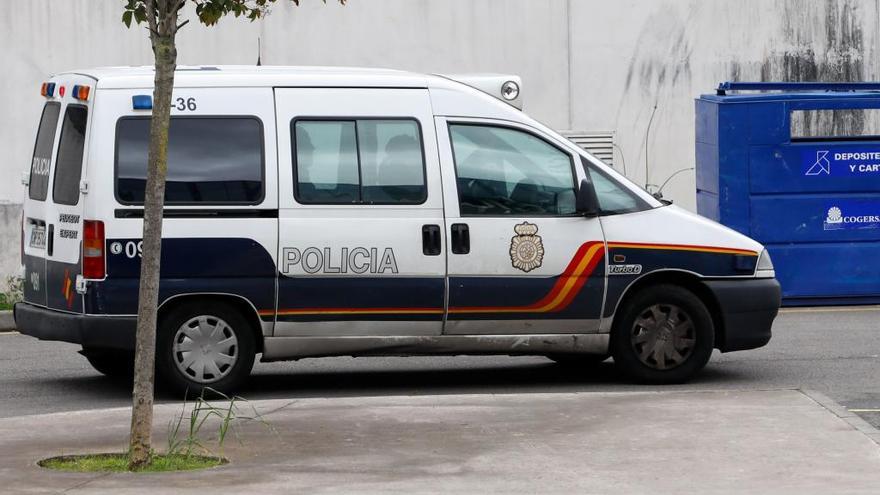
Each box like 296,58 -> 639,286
52,104 -> 89,206
113,115 -> 267,206
28,101 -> 62,202
291,116 -> 429,206
447,121 -> 581,218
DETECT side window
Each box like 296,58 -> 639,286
116,117 -> 264,204
52,106 -> 88,206
584,160 -> 651,215
294,121 -> 359,203
293,119 -> 426,205
29,102 -> 61,201
448,124 -> 576,216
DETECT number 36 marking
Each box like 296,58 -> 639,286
174,97 -> 197,112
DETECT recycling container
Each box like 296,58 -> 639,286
696,82 -> 880,305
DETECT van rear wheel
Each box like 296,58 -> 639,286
610,284 -> 714,384
156,302 -> 256,397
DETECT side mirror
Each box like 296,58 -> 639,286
576,178 -> 600,217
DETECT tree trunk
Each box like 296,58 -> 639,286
128,3 -> 178,471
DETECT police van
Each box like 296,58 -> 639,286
15,66 -> 781,394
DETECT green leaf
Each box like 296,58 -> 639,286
134,6 -> 147,24
122,10 -> 133,28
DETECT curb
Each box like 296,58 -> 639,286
0,310 -> 13,332
801,389 -> 880,447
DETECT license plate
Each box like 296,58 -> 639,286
29,225 -> 46,250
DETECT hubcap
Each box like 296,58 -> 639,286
172,315 -> 238,384
630,303 -> 696,371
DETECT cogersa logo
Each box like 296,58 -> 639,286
825,207 -> 843,225
824,204 -> 880,231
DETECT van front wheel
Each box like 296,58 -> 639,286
156,303 -> 256,397
610,284 -> 714,384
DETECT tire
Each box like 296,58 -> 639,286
547,354 -> 610,366
82,348 -> 134,378
610,284 -> 714,384
156,302 -> 256,397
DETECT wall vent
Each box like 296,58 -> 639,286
560,131 -> 615,166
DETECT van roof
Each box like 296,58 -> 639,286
57,65 -> 439,89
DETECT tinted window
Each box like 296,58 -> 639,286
116,117 -> 264,204
449,124 -> 576,216
29,103 -> 61,201
53,106 -> 88,206
294,121 -> 359,203
359,121 -> 425,203
294,119 -> 426,205
584,161 -> 651,215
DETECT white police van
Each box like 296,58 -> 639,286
15,66 -> 780,394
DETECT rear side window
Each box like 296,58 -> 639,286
29,102 -> 61,201
116,117 -> 264,204
53,106 -> 88,206
293,119 -> 426,205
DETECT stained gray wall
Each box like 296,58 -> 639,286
1,0 -> 876,283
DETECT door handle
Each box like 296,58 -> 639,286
47,224 -> 54,257
451,223 -> 469,255
422,224 -> 441,256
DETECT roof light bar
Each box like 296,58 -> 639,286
72,85 -> 91,101
132,95 -> 152,110
40,82 -> 56,98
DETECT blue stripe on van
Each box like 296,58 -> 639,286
90,237 -> 276,315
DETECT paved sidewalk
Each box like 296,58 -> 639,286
1,390 -> 879,494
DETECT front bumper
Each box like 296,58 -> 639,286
704,278 -> 781,352
14,302 -> 136,350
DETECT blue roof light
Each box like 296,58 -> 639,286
132,95 -> 152,110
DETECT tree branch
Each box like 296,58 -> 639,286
145,0 -> 159,36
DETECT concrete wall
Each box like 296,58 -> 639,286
1,0 -> 876,282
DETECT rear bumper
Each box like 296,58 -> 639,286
704,278 -> 781,352
14,302 -> 136,350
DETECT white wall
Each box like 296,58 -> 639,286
571,0 -> 879,209
1,0 -> 876,282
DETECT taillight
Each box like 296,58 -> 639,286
83,220 -> 105,279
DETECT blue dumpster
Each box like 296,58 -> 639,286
696,82 -> 880,306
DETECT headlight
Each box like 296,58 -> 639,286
756,249 -> 775,277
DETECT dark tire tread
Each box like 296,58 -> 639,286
610,284 -> 714,384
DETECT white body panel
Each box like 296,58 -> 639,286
22,73 -> 95,313
435,116 -> 606,335
601,205 -> 764,254
274,88 -> 445,337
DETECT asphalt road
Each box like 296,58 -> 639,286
2,307 -> 879,426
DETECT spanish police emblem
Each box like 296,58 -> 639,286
509,222 -> 544,272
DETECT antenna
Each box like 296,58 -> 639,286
256,37 -> 262,66
644,103 -> 658,189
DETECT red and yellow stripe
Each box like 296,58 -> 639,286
607,241 -> 758,257
447,241 -> 605,315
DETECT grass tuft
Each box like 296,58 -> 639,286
39,453 -> 225,473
